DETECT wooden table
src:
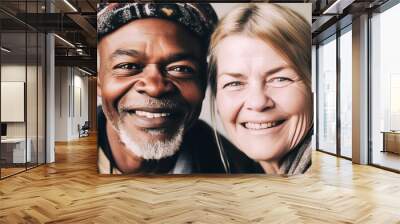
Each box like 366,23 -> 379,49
381,131 -> 400,154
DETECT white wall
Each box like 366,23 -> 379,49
1,63 -> 46,163
72,72 -> 89,138
55,66 -> 69,141
55,67 -> 89,141
1,65 -> 37,138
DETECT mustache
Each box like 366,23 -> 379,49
118,96 -> 183,113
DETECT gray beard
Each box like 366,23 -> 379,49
118,121 -> 184,160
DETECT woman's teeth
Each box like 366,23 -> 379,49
135,110 -> 171,118
244,121 -> 280,130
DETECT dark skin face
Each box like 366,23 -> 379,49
98,18 -> 205,172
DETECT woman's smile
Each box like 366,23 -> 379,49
241,119 -> 286,130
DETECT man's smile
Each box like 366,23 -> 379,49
135,110 -> 171,118
121,107 -> 184,129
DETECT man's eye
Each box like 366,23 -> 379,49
222,81 -> 244,89
114,63 -> 142,71
166,65 -> 196,77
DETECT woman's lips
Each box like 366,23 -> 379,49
241,120 -> 285,130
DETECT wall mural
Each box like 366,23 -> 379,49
97,2 -> 313,175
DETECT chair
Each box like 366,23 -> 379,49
78,121 -> 90,138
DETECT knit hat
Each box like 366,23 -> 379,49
97,2 -> 218,42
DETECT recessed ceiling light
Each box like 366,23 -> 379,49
1,47 -> 11,53
78,67 -> 93,76
63,0 -> 78,12
323,0 -> 355,15
54,34 -> 75,48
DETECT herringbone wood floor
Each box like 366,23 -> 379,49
0,134 -> 399,223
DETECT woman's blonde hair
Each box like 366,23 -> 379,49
208,3 -> 311,173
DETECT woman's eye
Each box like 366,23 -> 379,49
267,77 -> 294,87
222,81 -> 244,89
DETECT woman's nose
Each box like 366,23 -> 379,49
244,85 -> 274,112
134,65 -> 175,97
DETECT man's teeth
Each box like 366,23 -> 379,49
244,121 -> 279,130
135,110 -> 171,118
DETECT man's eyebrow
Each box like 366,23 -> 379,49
109,50 -> 201,64
109,49 -> 141,60
162,52 -> 201,64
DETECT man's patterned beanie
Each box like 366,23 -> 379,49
97,2 -> 218,42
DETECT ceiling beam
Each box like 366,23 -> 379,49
322,0 -> 356,14
55,55 -> 96,69
66,13 -> 96,47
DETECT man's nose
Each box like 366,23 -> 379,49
134,65 -> 175,97
244,85 -> 274,112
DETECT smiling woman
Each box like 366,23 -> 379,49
208,3 -> 313,175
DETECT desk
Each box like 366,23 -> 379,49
1,138 -> 31,163
382,131 -> 400,154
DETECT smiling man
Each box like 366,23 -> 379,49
97,3 -> 227,174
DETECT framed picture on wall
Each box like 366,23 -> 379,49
1,81 -> 25,123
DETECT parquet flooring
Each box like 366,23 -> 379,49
1,134 -> 400,223
1,163 -> 44,178
0,167 -> 25,178
372,151 -> 400,171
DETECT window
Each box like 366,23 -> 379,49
0,0 -> 47,179
339,27 -> 352,158
317,35 -> 337,154
370,2 -> 400,171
